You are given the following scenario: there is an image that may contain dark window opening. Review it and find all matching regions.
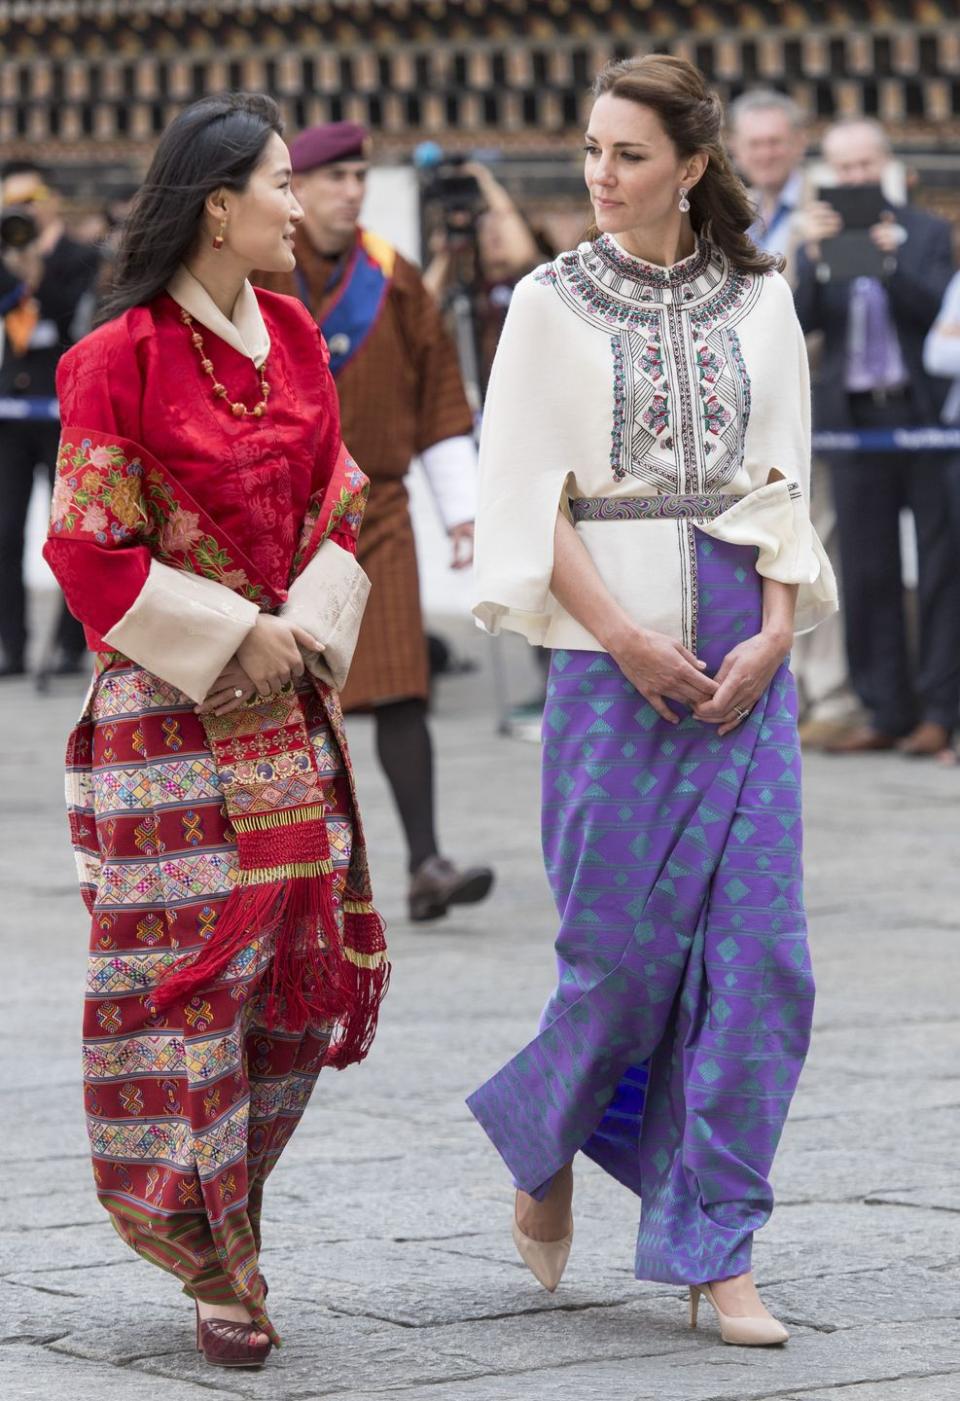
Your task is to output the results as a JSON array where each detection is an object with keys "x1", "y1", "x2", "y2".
[
  {"x1": 918, "y1": 35, "x2": 939, "y2": 75},
  {"x1": 905, "y1": 81, "x2": 925, "y2": 117},
  {"x1": 695, "y1": 44, "x2": 715, "y2": 81},
  {"x1": 783, "y1": 41, "x2": 803, "y2": 80},
  {"x1": 814, "y1": 80, "x2": 836, "y2": 119}
]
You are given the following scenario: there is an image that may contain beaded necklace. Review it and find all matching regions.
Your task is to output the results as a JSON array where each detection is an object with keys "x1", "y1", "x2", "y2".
[{"x1": 180, "y1": 308, "x2": 271, "y2": 419}]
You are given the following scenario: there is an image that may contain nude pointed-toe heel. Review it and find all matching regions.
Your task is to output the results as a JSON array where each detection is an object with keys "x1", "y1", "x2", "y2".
[
  {"x1": 511, "y1": 1214, "x2": 573, "y2": 1293},
  {"x1": 689, "y1": 1283, "x2": 789, "y2": 1347}
]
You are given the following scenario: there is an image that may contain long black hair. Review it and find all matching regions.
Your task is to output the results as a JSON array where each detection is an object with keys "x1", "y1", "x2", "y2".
[{"x1": 96, "y1": 92, "x2": 283, "y2": 325}]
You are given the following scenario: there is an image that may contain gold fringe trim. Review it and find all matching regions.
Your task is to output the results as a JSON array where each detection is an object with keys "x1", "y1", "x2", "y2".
[
  {"x1": 343, "y1": 899, "x2": 376, "y2": 915},
  {"x1": 233, "y1": 805, "x2": 324, "y2": 834},
  {"x1": 237, "y1": 860, "x2": 334, "y2": 885},
  {"x1": 344, "y1": 947, "x2": 389, "y2": 970}
]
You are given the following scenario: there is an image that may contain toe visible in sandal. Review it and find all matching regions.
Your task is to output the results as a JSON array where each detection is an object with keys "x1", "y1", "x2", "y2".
[{"x1": 194, "y1": 1302, "x2": 273, "y2": 1369}]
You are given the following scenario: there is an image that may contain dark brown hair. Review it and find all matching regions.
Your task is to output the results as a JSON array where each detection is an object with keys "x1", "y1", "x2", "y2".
[{"x1": 591, "y1": 55, "x2": 781, "y2": 275}]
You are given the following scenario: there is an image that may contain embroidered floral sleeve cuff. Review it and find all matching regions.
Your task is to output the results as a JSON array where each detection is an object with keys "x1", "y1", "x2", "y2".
[{"x1": 103, "y1": 559, "x2": 259, "y2": 702}]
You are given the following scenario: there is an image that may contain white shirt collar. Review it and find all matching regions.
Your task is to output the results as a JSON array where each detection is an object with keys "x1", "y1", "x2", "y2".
[{"x1": 166, "y1": 264, "x2": 271, "y2": 369}]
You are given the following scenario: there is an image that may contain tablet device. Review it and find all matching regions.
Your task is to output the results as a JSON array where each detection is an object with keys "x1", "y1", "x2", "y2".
[
  {"x1": 816, "y1": 184, "x2": 888, "y2": 279},
  {"x1": 817, "y1": 184, "x2": 886, "y2": 229}
]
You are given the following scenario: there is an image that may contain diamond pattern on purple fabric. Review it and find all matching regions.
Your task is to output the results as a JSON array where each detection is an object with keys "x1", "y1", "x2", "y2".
[{"x1": 467, "y1": 533, "x2": 814, "y2": 1288}]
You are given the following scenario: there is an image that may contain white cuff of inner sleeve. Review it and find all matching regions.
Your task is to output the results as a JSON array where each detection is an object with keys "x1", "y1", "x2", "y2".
[
  {"x1": 419, "y1": 434, "x2": 478, "y2": 531},
  {"x1": 103, "y1": 559, "x2": 259, "y2": 703}
]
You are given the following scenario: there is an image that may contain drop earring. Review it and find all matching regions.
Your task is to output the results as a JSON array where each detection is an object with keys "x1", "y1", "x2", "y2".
[
  {"x1": 678, "y1": 188, "x2": 691, "y2": 213},
  {"x1": 212, "y1": 216, "x2": 227, "y2": 251}
]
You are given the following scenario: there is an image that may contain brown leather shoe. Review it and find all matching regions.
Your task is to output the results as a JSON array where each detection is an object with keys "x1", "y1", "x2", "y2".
[
  {"x1": 195, "y1": 1302, "x2": 272, "y2": 1368},
  {"x1": 822, "y1": 725, "x2": 898, "y2": 754},
  {"x1": 408, "y1": 855, "x2": 495, "y2": 922},
  {"x1": 895, "y1": 722, "x2": 952, "y2": 757},
  {"x1": 797, "y1": 717, "x2": 862, "y2": 749}
]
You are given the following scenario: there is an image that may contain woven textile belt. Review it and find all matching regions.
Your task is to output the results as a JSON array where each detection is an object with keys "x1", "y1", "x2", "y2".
[{"x1": 569, "y1": 493, "x2": 741, "y2": 523}]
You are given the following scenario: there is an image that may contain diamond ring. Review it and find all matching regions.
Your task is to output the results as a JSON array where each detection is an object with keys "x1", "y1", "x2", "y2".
[
  {"x1": 734, "y1": 705, "x2": 749, "y2": 721},
  {"x1": 233, "y1": 688, "x2": 244, "y2": 699}
]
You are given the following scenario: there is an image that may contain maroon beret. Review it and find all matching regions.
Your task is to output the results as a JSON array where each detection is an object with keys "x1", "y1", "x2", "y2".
[{"x1": 290, "y1": 122, "x2": 370, "y2": 173}]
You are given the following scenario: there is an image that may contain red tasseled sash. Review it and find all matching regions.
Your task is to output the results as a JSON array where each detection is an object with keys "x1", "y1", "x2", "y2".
[{"x1": 53, "y1": 428, "x2": 388, "y2": 1067}]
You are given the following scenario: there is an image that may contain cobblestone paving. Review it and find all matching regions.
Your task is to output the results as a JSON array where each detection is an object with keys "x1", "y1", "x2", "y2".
[{"x1": 2, "y1": 632, "x2": 959, "y2": 1401}]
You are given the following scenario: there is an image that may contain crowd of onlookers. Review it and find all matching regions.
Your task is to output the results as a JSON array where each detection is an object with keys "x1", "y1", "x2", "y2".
[
  {"x1": 2, "y1": 90, "x2": 960, "y2": 760},
  {"x1": 728, "y1": 91, "x2": 960, "y2": 762}
]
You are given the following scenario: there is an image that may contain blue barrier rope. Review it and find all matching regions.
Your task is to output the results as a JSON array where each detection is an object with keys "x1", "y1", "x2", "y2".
[
  {"x1": 812, "y1": 427, "x2": 960, "y2": 452},
  {"x1": 2, "y1": 396, "x2": 960, "y2": 451},
  {"x1": 0, "y1": 396, "x2": 59, "y2": 421}
]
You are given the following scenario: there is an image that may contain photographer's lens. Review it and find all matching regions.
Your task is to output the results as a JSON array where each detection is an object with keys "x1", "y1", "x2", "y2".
[{"x1": 0, "y1": 208, "x2": 39, "y2": 250}]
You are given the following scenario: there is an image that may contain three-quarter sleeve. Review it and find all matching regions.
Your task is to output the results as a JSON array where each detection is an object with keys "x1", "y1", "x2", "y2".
[
  {"x1": 471, "y1": 274, "x2": 574, "y2": 642},
  {"x1": 44, "y1": 323, "x2": 258, "y2": 701},
  {"x1": 703, "y1": 273, "x2": 838, "y2": 633},
  {"x1": 740, "y1": 274, "x2": 813, "y2": 502},
  {"x1": 44, "y1": 336, "x2": 154, "y2": 639}
]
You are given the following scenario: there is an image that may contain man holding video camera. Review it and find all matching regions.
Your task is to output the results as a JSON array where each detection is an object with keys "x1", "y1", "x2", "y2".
[
  {"x1": 0, "y1": 161, "x2": 100, "y2": 677},
  {"x1": 794, "y1": 120, "x2": 960, "y2": 756}
]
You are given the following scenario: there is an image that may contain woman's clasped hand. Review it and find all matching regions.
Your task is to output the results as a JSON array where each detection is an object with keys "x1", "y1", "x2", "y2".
[
  {"x1": 613, "y1": 626, "x2": 792, "y2": 735},
  {"x1": 692, "y1": 630, "x2": 793, "y2": 736},
  {"x1": 196, "y1": 614, "x2": 323, "y2": 717},
  {"x1": 612, "y1": 627, "x2": 718, "y2": 724}
]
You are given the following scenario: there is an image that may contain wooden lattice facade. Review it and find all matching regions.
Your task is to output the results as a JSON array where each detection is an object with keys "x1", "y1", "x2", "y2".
[{"x1": 1, "y1": 1, "x2": 959, "y2": 181}]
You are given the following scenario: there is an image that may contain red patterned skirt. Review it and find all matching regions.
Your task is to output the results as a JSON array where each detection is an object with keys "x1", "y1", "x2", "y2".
[{"x1": 71, "y1": 662, "x2": 358, "y2": 1344}]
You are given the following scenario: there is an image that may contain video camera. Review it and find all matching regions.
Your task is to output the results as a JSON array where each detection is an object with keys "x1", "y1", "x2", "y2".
[
  {"x1": 414, "y1": 144, "x2": 484, "y2": 243},
  {"x1": 0, "y1": 206, "x2": 39, "y2": 251}
]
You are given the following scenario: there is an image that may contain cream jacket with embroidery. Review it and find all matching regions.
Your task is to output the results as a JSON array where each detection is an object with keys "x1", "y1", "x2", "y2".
[{"x1": 472, "y1": 235, "x2": 838, "y2": 651}]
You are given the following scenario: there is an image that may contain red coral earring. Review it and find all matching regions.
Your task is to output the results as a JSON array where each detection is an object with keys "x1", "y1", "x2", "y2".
[{"x1": 212, "y1": 217, "x2": 227, "y2": 251}]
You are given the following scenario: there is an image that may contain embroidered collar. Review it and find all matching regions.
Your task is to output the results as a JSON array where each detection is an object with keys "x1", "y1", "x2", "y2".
[
  {"x1": 576, "y1": 234, "x2": 730, "y2": 311},
  {"x1": 599, "y1": 234, "x2": 710, "y2": 287},
  {"x1": 166, "y1": 264, "x2": 271, "y2": 368}
]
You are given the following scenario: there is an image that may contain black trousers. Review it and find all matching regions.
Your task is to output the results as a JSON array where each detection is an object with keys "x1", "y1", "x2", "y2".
[
  {"x1": 0, "y1": 418, "x2": 85, "y2": 666},
  {"x1": 829, "y1": 394, "x2": 960, "y2": 735}
]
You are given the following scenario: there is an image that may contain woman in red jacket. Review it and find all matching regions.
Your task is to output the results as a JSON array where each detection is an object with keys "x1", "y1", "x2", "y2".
[{"x1": 45, "y1": 93, "x2": 388, "y2": 1369}]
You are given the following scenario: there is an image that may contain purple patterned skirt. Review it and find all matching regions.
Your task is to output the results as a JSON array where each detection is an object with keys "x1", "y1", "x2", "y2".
[{"x1": 467, "y1": 533, "x2": 815, "y2": 1286}]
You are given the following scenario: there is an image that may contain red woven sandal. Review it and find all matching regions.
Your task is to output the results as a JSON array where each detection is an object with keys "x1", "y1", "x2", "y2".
[{"x1": 194, "y1": 1302, "x2": 272, "y2": 1369}]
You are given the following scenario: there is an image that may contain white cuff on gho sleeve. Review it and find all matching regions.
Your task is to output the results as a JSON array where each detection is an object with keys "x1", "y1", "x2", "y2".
[
  {"x1": 103, "y1": 559, "x2": 259, "y2": 702},
  {"x1": 419, "y1": 434, "x2": 479, "y2": 531}
]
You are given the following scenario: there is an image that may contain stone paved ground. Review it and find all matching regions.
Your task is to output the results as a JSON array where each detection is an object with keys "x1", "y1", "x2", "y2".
[{"x1": 2, "y1": 624, "x2": 959, "y2": 1401}]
